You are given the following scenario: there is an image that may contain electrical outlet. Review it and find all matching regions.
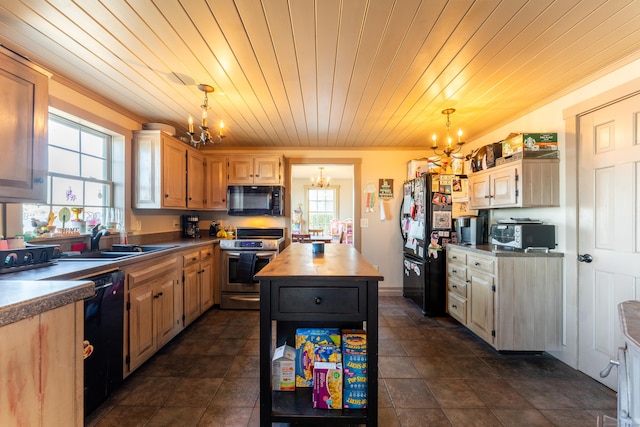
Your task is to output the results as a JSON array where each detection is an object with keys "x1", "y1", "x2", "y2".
[
  {"x1": 360, "y1": 218, "x2": 368, "y2": 228},
  {"x1": 373, "y1": 265, "x2": 379, "y2": 271},
  {"x1": 173, "y1": 220, "x2": 180, "y2": 228}
]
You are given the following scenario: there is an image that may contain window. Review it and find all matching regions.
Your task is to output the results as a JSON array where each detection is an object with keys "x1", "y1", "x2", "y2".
[
  {"x1": 22, "y1": 115, "x2": 114, "y2": 234},
  {"x1": 306, "y1": 187, "x2": 338, "y2": 234}
]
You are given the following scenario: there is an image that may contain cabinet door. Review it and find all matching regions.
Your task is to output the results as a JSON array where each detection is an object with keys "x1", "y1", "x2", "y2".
[
  {"x1": 253, "y1": 156, "x2": 281, "y2": 185},
  {"x1": 187, "y1": 150, "x2": 205, "y2": 209},
  {"x1": 128, "y1": 284, "x2": 156, "y2": 371},
  {"x1": 133, "y1": 132, "x2": 162, "y2": 208},
  {"x1": 468, "y1": 173, "x2": 491, "y2": 208},
  {"x1": 204, "y1": 156, "x2": 227, "y2": 209},
  {"x1": 200, "y1": 248, "x2": 215, "y2": 311},
  {"x1": 227, "y1": 156, "x2": 254, "y2": 184},
  {"x1": 156, "y1": 277, "x2": 179, "y2": 347},
  {"x1": 0, "y1": 52, "x2": 49, "y2": 202},
  {"x1": 162, "y1": 137, "x2": 187, "y2": 208},
  {"x1": 183, "y1": 263, "x2": 201, "y2": 326},
  {"x1": 468, "y1": 270, "x2": 494, "y2": 343},
  {"x1": 491, "y1": 165, "x2": 518, "y2": 207}
]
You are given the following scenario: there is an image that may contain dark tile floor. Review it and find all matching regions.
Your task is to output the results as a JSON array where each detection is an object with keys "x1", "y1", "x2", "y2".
[{"x1": 86, "y1": 296, "x2": 617, "y2": 426}]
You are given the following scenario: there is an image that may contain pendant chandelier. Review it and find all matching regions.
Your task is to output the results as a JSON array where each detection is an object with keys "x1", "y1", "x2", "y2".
[
  {"x1": 311, "y1": 167, "x2": 330, "y2": 188},
  {"x1": 187, "y1": 84, "x2": 225, "y2": 147},
  {"x1": 430, "y1": 108, "x2": 465, "y2": 157}
]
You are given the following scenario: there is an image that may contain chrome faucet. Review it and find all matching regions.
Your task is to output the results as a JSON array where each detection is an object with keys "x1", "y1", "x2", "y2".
[{"x1": 90, "y1": 224, "x2": 110, "y2": 251}]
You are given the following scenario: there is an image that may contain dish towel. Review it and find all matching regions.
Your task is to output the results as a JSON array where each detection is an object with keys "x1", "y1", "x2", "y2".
[{"x1": 236, "y1": 252, "x2": 257, "y2": 283}]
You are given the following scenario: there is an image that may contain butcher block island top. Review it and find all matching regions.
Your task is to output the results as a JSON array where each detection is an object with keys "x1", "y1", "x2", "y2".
[
  {"x1": 255, "y1": 243, "x2": 383, "y2": 281},
  {"x1": 256, "y1": 243, "x2": 383, "y2": 426}
]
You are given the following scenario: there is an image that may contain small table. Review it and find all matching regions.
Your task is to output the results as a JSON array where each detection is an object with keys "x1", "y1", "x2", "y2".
[{"x1": 308, "y1": 228, "x2": 323, "y2": 236}]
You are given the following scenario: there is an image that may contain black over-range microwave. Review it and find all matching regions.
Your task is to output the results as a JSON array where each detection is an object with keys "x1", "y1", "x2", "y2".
[{"x1": 227, "y1": 185, "x2": 285, "y2": 216}]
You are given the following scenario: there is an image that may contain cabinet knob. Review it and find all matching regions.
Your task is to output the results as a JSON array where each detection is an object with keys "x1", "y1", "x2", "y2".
[
  {"x1": 189, "y1": 197, "x2": 192, "y2": 200},
  {"x1": 452, "y1": 269, "x2": 457, "y2": 273},
  {"x1": 154, "y1": 292, "x2": 163, "y2": 299},
  {"x1": 452, "y1": 284, "x2": 457, "y2": 288},
  {"x1": 164, "y1": 194, "x2": 169, "y2": 198},
  {"x1": 34, "y1": 177, "x2": 45, "y2": 184},
  {"x1": 315, "y1": 297, "x2": 322, "y2": 305},
  {"x1": 475, "y1": 262, "x2": 481, "y2": 266},
  {"x1": 452, "y1": 256, "x2": 457, "y2": 260},
  {"x1": 452, "y1": 304, "x2": 457, "y2": 309}
]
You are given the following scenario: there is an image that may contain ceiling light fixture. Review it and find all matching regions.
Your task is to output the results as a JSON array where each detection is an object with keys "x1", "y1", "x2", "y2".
[
  {"x1": 187, "y1": 84, "x2": 225, "y2": 147},
  {"x1": 311, "y1": 167, "x2": 330, "y2": 188},
  {"x1": 430, "y1": 108, "x2": 465, "y2": 157}
]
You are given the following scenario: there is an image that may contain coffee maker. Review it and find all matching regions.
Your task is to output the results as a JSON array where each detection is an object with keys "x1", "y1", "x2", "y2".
[
  {"x1": 455, "y1": 211, "x2": 488, "y2": 245},
  {"x1": 181, "y1": 214, "x2": 200, "y2": 238}
]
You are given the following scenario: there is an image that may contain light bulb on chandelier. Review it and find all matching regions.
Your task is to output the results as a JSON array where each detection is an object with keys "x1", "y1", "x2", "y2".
[
  {"x1": 187, "y1": 84, "x2": 226, "y2": 147},
  {"x1": 430, "y1": 108, "x2": 465, "y2": 157},
  {"x1": 311, "y1": 167, "x2": 330, "y2": 188}
]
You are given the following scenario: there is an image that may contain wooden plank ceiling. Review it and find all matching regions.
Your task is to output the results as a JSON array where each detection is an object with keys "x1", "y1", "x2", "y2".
[{"x1": 1, "y1": 0, "x2": 639, "y2": 149}]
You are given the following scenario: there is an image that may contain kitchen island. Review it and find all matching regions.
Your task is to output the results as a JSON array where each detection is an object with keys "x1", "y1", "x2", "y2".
[
  {"x1": 255, "y1": 243, "x2": 383, "y2": 426},
  {"x1": 0, "y1": 279, "x2": 94, "y2": 426}
]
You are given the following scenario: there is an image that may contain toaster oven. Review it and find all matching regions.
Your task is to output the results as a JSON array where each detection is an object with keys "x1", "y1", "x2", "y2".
[{"x1": 490, "y1": 224, "x2": 556, "y2": 250}]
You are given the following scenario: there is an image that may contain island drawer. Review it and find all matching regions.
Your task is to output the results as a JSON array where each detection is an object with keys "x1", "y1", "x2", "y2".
[{"x1": 272, "y1": 283, "x2": 366, "y2": 318}]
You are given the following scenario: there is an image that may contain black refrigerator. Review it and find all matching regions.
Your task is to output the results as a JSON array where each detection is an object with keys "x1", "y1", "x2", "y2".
[{"x1": 400, "y1": 173, "x2": 456, "y2": 316}]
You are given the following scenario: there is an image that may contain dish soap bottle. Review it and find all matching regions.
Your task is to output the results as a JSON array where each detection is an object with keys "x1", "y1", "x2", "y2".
[{"x1": 120, "y1": 226, "x2": 128, "y2": 245}]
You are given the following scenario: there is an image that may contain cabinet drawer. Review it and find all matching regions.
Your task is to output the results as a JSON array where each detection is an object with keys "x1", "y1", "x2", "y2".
[
  {"x1": 447, "y1": 249, "x2": 467, "y2": 265},
  {"x1": 274, "y1": 285, "x2": 365, "y2": 316},
  {"x1": 199, "y1": 247, "x2": 213, "y2": 262},
  {"x1": 448, "y1": 277, "x2": 467, "y2": 298},
  {"x1": 467, "y1": 254, "x2": 495, "y2": 275},
  {"x1": 448, "y1": 292, "x2": 466, "y2": 323},
  {"x1": 182, "y1": 250, "x2": 200, "y2": 267},
  {"x1": 447, "y1": 263, "x2": 467, "y2": 282}
]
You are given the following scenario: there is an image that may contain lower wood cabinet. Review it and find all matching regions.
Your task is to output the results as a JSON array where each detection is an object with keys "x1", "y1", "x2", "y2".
[
  {"x1": 446, "y1": 245, "x2": 563, "y2": 351},
  {"x1": 126, "y1": 255, "x2": 182, "y2": 373},
  {"x1": 0, "y1": 300, "x2": 84, "y2": 426},
  {"x1": 183, "y1": 245, "x2": 215, "y2": 327}
]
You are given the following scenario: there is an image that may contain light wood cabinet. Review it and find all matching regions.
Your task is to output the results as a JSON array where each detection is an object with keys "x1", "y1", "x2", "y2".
[
  {"x1": 446, "y1": 245, "x2": 563, "y2": 351},
  {"x1": 204, "y1": 156, "x2": 227, "y2": 209},
  {"x1": 227, "y1": 154, "x2": 283, "y2": 185},
  {"x1": 0, "y1": 48, "x2": 50, "y2": 203},
  {"x1": 468, "y1": 159, "x2": 559, "y2": 209},
  {"x1": 126, "y1": 256, "x2": 181, "y2": 373},
  {"x1": 182, "y1": 245, "x2": 215, "y2": 327},
  {"x1": 0, "y1": 300, "x2": 84, "y2": 426},
  {"x1": 133, "y1": 130, "x2": 206, "y2": 209}
]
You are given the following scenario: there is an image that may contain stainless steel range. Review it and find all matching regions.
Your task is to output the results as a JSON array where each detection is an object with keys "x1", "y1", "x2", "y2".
[{"x1": 219, "y1": 227, "x2": 285, "y2": 309}]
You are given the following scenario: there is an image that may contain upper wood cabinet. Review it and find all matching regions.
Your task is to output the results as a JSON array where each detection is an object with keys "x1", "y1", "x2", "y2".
[
  {"x1": 133, "y1": 130, "x2": 206, "y2": 209},
  {"x1": 227, "y1": 154, "x2": 283, "y2": 185},
  {"x1": 468, "y1": 158, "x2": 559, "y2": 209},
  {"x1": 0, "y1": 49, "x2": 50, "y2": 203},
  {"x1": 204, "y1": 156, "x2": 227, "y2": 210}
]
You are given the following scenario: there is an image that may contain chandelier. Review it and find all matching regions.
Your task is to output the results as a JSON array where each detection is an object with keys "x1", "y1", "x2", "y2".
[
  {"x1": 430, "y1": 108, "x2": 465, "y2": 157},
  {"x1": 187, "y1": 84, "x2": 225, "y2": 147},
  {"x1": 311, "y1": 167, "x2": 330, "y2": 188}
]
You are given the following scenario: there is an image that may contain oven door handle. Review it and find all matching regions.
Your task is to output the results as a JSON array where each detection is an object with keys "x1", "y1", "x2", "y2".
[
  {"x1": 229, "y1": 296, "x2": 261, "y2": 302},
  {"x1": 226, "y1": 251, "x2": 274, "y2": 258}
]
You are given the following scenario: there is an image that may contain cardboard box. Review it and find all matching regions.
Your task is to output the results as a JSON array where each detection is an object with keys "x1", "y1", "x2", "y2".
[
  {"x1": 314, "y1": 344, "x2": 342, "y2": 363},
  {"x1": 312, "y1": 362, "x2": 343, "y2": 409},
  {"x1": 295, "y1": 328, "x2": 341, "y2": 387},
  {"x1": 343, "y1": 389, "x2": 367, "y2": 409},
  {"x1": 502, "y1": 133, "x2": 558, "y2": 157},
  {"x1": 272, "y1": 344, "x2": 296, "y2": 391},
  {"x1": 343, "y1": 353, "x2": 367, "y2": 390}
]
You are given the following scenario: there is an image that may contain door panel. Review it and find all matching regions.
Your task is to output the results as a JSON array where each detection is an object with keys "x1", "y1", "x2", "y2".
[{"x1": 578, "y1": 94, "x2": 640, "y2": 389}]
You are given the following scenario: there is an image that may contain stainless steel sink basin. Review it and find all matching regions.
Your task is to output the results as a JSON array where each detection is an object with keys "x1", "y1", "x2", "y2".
[
  {"x1": 57, "y1": 251, "x2": 144, "y2": 261},
  {"x1": 137, "y1": 245, "x2": 178, "y2": 252}
]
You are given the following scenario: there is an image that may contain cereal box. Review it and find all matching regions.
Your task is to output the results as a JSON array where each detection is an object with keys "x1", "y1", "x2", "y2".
[
  {"x1": 314, "y1": 344, "x2": 342, "y2": 363},
  {"x1": 312, "y1": 362, "x2": 343, "y2": 409},
  {"x1": 272, "y1": 343, "x2": 295, "y2": 391},
  {"x1": 295, "y1": 328, "x2": 341, "y2": 387},
  {"x1": 343, "y1": 389, "x2": 367, "y2": 409}
]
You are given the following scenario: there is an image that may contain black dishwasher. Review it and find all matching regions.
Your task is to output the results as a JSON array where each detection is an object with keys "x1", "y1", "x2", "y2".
[{"x1": 83, "y1": 270, "x2": 125, "y2": 417}]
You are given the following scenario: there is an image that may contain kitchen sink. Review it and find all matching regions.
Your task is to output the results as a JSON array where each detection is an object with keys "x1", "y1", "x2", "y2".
[
  {"x1": 57, "y1": 245, "x2": 178, "y2": 261},
  {"x1": 57, "y1": 251, "x2": 144, "y2": 261}
]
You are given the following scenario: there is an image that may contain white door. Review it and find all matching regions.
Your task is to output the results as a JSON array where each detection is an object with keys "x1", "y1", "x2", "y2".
[{"x1": 577, "y1": 93, "x2": 640, "y2": 389}]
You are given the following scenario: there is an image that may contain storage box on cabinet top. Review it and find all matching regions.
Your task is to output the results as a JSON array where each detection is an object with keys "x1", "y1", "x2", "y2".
[{"x1": 502, "y1": 133, "x2": 558, "y2": 157}]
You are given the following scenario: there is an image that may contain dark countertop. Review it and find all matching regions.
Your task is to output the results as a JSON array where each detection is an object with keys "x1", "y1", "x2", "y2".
[
  {"x1": 255, "y1": 243, "x2": 383, "y2": 281},
  {"x1": 0, "y1": 237, "x2": 220, "y2": 327},
  {"x1": 448, "y1": 243, "x2": 564, "y2": 258}
]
